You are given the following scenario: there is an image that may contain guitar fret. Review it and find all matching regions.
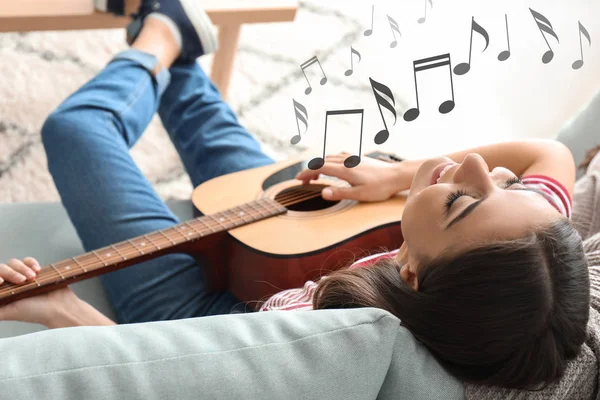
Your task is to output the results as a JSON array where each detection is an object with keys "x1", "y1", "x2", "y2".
[
  {"x1": 246, "y1": 201, "x2": 269, "y2": 219},
  {"x1": 173, "y1": 224, "x2": 192, "y2": 241},
  {"x1": 72, "y1": 257, "x2": 88, "y2": 273},
  {"x1": 239, "y1": 203, "x2": 259, "y2": 222},
  {"x1": 127, "y1": 239, "x2": 145, "y2": 255},
  {"x1": 185, "y1": 221, "x2": 204, "y2": 237},
  {"x1": 260, "y1": 198, "x2": 283, "y2": 214},
  {"x1": 222, "y1": 209, "x2": 242, "y2": 227},
  {"x1": 50, "y1": 263, "x2": 66, "y2": 280},
  {"x1": 91, "y1": 250, "x2": 108, "y2": 267},
  {"x1": 158, "y1": 229, "x2": 178, "y2": 246},
  {"x1": 233, "y1": 205, "x2": 252, "y2": 224},
  {"x1": 198, "y1": 218, "x2": 216, "y2": 233},
  {"x1": 110, "y1": 244, "x2": 127, "y2": 261},
  {"x1": 208, "y1": 214, "x2": 228, "y2": 230},
  {"x1": 143, "y1": 234, "x2": 161, "y2": 250},
  {"x1": 256, "y1": 199, "x2": 277, "y2": 216}
]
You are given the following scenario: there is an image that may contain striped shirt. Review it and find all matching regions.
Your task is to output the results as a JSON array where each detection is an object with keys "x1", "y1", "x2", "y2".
[{"x1": 259, "y1": 174, "x2": 572, "y2": 312}]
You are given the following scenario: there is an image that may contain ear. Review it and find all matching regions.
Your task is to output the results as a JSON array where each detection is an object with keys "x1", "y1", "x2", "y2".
[{"x1": 399, "y1": 263, "x2": 419, "y2": 291}]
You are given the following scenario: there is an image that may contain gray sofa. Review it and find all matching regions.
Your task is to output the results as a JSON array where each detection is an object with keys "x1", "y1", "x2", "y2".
[{"x1": 0, "y1": 90, "x2": 599, "y2": 399}]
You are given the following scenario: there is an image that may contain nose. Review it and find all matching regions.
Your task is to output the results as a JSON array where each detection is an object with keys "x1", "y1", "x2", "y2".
[{"x1": 452, "y1": 153, "x2": 495, "y2": 192}]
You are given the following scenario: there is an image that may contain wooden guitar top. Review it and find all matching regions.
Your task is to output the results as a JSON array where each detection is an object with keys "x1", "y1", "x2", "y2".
[{"x1": 192, "y1": 155, "x2": 406, "y2": 256}]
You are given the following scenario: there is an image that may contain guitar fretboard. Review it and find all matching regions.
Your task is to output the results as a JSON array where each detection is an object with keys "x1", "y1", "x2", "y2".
[{"x1": 0, "y1": 198, "x2": 286, "y2": 300}]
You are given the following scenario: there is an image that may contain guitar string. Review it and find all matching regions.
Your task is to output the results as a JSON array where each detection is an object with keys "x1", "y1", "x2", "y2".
[{"x1": 0, "y1": 189, "x2": 329, "y2": 297}]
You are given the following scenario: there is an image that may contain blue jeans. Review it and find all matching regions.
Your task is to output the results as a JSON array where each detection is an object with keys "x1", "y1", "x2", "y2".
[{"x1": 41, "y1": 49, "x2": 274, "y2": 324}]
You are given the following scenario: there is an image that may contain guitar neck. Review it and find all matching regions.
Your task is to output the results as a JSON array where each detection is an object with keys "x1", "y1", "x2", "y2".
[{"x1": 0, "y1": 198, "x2": 287, "y2": 306}]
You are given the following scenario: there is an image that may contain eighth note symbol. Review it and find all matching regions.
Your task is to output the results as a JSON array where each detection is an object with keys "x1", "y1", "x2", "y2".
[
  {"x1": 529, "y1": 8, "x2": 559, "y2": 64},
  {"x1": 572, "y1": 21, "x2": 591, "y2": 70},
  {"x1": 290, "y1": 99, "x2": 308, "y2": 145},
  {"x1": 454, "y1": 17, "x2": 489, "y2": 75},
  {"x1": 300, "y1": 55, "x2": 328, "y2": 95},
  {"x1": 364, "y1": 4, "x2": 374, "y2": 36},
  {"x1": 418, "y1": 0, "x2": 433, "y2": 24},
  {"x1": 345, "y1": 46, "x2": 362, "y2": 76},
  {"x1": 369, "y1": 77, "x2": 396, "y2": 145},
  {"x1": 498, "y1": 14, "x2": 511, "y2": 61}
]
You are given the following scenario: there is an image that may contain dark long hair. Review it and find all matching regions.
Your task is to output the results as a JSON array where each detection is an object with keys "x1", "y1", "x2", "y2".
[{"x1": 313, "y1": 218, "x2": 590, "y2": 389}]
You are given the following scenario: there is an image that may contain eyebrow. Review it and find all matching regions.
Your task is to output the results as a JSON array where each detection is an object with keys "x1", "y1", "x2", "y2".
[
  {"x1": 443, "y1": 187, "x2": 547, "y2": 230},
  {"x1": 444, "y1": 197, "x2": 487, "y2": 230}
]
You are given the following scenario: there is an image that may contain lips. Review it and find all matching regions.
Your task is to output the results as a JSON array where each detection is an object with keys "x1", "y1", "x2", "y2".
[{"x1": 430, "y1": 162, "x2": 456, "y2": 185}]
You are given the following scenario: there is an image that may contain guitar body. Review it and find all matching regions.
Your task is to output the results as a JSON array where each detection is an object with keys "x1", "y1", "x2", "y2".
[{"x1": 192, "y1": 155, "x2": 406, "y2": 307}]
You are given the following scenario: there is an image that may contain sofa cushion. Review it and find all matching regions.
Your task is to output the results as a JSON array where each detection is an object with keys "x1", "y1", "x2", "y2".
[
  {"x1": 555, "y1": 89, "x2": 600, "y2": 179},
  {"x1": 0, "y1": 307, "x2": 465, "y2": 400}
]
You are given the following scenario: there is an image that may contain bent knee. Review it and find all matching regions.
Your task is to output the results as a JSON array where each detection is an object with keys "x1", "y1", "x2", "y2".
[{"x1": 41, "y1": 107, "x2": 114, "y2": 144}]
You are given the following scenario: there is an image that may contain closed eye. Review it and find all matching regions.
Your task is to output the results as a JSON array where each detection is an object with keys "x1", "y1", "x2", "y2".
[{"x1": 443, "y1": 176, "x2": 546, "y2": 230}]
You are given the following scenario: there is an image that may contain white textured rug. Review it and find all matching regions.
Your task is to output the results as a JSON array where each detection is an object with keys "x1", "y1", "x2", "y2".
[{"x1": 0, "y1": 1, "x2": 382, "y2": 203}]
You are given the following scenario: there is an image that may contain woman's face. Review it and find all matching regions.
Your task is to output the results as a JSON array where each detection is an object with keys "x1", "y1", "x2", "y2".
[{"x1": 397, "y1": 153, "x2": 560, "y2": 289}]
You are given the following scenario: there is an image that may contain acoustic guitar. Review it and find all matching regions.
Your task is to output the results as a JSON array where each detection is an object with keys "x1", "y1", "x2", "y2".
[{"x1": 0, "y1": 152, "x2": 406, "y2": 309}]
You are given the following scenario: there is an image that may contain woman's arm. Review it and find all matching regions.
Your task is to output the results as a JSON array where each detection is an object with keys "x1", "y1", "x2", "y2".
[
  {"x1": 399, "y1": 139, "x2": 575, "y2": 198},
  {"x1": 296, "y1": 139, "x2": 576, "y2": 201},
  {"x1": 46, "y1": 298, "x2": 117, "y2": 328},
  {"x1": 0, "y1": 257, "x2": 116, "y2": 328}
]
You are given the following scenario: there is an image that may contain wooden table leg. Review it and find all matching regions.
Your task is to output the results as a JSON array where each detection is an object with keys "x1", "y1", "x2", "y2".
[{"x1": 210, "y1": 24, "x2": 241, "y2": 100}]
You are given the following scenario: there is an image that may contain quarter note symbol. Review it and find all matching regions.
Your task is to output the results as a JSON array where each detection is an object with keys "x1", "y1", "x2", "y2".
[
  {"x1": 529, "y1": 8, "x2": 559, "y2": 64},
  {"x1": 454, "y1": 17, "x2": 490, "y2": 75},
  {"x1": 369, "y1": 77, "x2": 397, "y2": 145},
  {"x1": 364, "y1": 4, "x2": 374, "y2": 36},
  {"x1": 418, "y1": 0, "x2": 433, "y2": 24},
  {"x1": 572, "y1": 21, "x2": 591, "y2": 70},
  {"x1": 345, "y1": 46, "x2": 362, "y2": 77},
  {"x1": 308, "y1": 109, "x2": 364, "y2": 170},
  {"x1": 498, "y1": 14, "x2": 511, "y2": 61},
  {"x1": 387, "y1": 15, "x2": 402, "y2": 48},
  {"x1": 300, "y1": 56, "x2": 328, "y2": 95},
  {"x1": 290, "y1": 99, "x2": 308, "y2": 145},
  {"x1": 404, "y1": 53, "x2": 456, "y2": 122}
]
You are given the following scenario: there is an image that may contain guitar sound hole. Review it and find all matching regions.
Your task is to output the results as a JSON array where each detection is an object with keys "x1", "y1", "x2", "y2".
[{"x1": 275, "y1": 184, "x2": 340, "y2": 211}]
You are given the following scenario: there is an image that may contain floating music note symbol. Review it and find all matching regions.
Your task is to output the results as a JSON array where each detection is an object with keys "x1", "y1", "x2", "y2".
[
  {"x1": 387, "y1": 15, "x2": 402, "y2": 48},
  {"x1": 364, "y1": 4, "x2": 374, "y2": 36},
  {"x1": 290, "y1": 99, "x2": 308, "y2": 145},
  {"x1": 308, "y1": 109, "x2": 364, "y2": 170},
  {"x1": 572, "y1": 21, "x2": 591, "y2": 70},
  {"x1": 345, "y1": 46, "x2": 362, "y2": 77},
  {"x1": 369, "y1": 77, "x2": 397, "y2": 145},
  {"x1": 418, "y1": 0, "x2": 433, "y2": 24},
  {"x1": 300, "y1": 56, "x2": 328, "y2": 95},
  {"x1": 529, "y1": 8, "x2": 559, "y2": 64},
  {"x1": 498, "y1": 14, "x2": 511, "y2": 61},
  {"x1": 454, "y1": 17, "x2": 489, "y2": 75},
  {"x1": 404, "y1": 53, "x2": 456, "y2": 122}
]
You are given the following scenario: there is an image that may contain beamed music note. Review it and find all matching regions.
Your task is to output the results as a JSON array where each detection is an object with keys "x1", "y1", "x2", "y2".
[
  {"x1": 300, "y1": 55, "x2": 328, "y2": 95},
  {"x1": 308, "y1": 109, "x2": 364, "y2": 170},
  {"x1": 404, "y1": 53, "x2": 456, "y2": 122}
]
